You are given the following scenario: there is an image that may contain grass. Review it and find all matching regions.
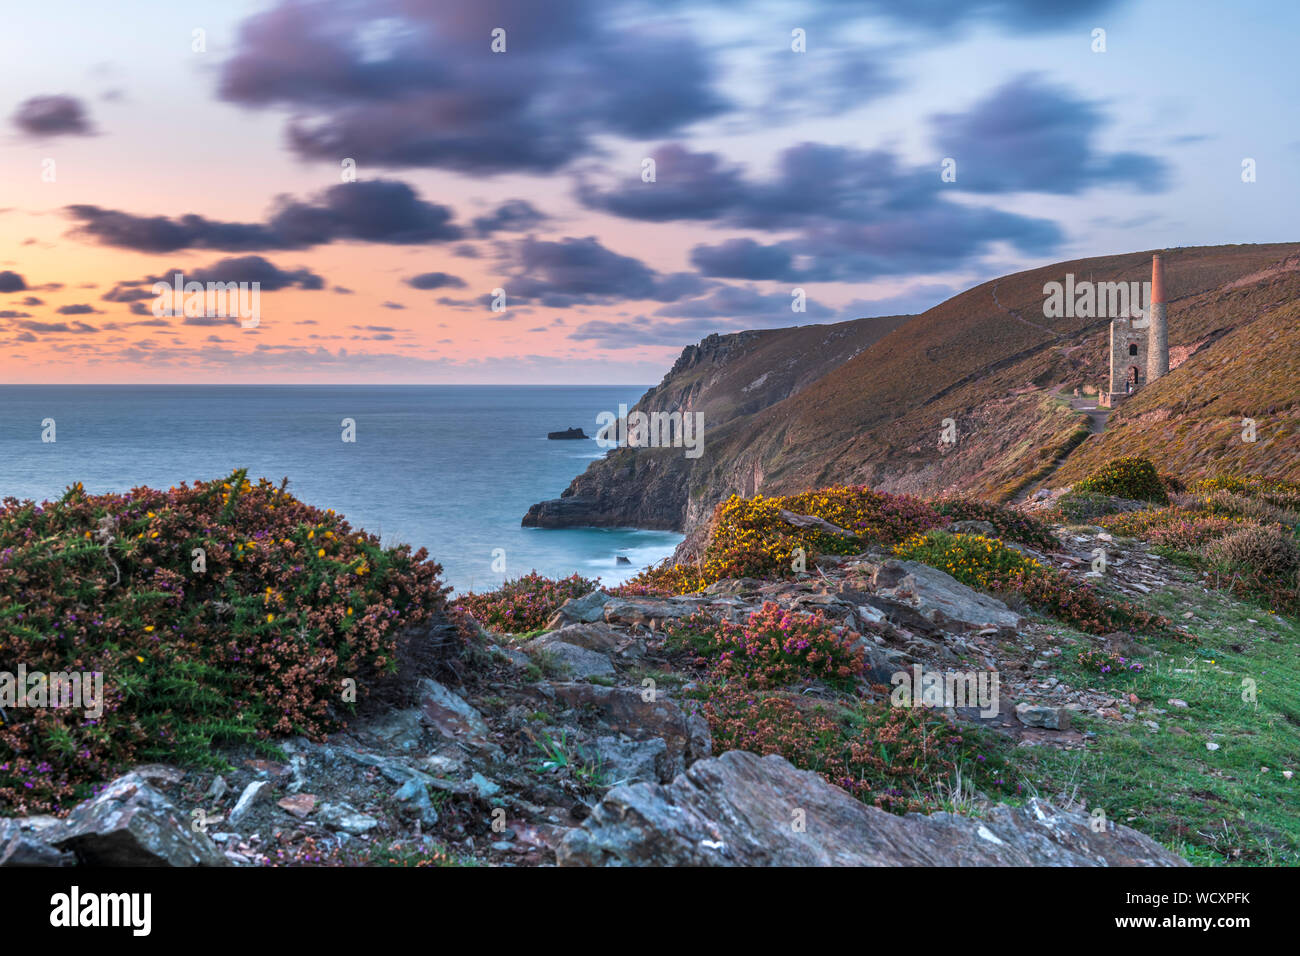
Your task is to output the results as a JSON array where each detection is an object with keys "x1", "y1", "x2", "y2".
[{"x1": 1009, "y1": 579, "x2": 1300, "y2": 865}]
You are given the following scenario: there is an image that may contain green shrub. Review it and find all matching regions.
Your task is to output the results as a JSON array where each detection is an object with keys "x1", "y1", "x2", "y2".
[
  {"x1": 0, "y1": 471, "x2": 457, "y2": 814},
  {"x1": 1074, "y1": 456, "x2": 1169, "y2": 504},
  {"x1": 1202, "y1": 524, "x2": 1300, "y2": 586}
]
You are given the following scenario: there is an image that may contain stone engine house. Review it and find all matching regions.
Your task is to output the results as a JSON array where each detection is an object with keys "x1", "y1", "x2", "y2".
[{"x1": 1103, "y1": 254, "x2": 1169, "y2": 407}]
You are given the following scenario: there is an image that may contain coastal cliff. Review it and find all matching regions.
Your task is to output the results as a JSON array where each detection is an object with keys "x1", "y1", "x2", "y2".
[{"x1": 524, "y1": 243, "x2": 1300, "y2": 551}]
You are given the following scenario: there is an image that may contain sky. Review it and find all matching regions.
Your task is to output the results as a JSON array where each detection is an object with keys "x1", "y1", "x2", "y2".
[{"x1": 0, "y1": 0, "x2": 1296, "y2": 384}]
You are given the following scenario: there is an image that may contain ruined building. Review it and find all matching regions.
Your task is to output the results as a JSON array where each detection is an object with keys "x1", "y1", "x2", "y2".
[{"x1": 1103, "y1": 254, "x2": 1168, "y2": 407}]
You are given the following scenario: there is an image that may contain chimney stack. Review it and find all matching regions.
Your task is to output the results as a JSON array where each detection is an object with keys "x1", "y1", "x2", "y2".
[{"x1": 1146, "y1": 254, "x2": 1168, "y2": 382}]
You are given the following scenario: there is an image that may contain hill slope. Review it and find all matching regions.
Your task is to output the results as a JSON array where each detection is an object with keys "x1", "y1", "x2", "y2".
[{"x1": 524, "y1": 243, "x2": 1300, "y2": 547}]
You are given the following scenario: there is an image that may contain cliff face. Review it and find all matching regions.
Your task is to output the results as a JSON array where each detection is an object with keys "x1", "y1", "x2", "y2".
[
  {"x1": 522, "y1": 315, "x2": 911, "y2": 529},
  {"x1": 523, "y1": 243, "x2": 1300, "y2": 546}
]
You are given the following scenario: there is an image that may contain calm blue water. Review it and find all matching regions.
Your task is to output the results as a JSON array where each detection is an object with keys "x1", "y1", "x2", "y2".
[{"x1": 0, "y1": 386, "x2": 681, "y2": 594}]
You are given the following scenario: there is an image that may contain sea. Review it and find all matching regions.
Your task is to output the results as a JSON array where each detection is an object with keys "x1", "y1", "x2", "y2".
[{"x1": 0, "y1": 385, "x2": 682, "y2": 595}]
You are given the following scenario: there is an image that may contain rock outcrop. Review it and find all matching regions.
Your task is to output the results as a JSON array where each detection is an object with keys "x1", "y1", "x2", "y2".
[{"x1": 558, "y1": 751, "x2": 1186, "y2": 867}]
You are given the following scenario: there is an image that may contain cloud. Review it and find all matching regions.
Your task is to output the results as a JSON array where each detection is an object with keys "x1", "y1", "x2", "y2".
[
  {"x1": 472, "y1": 200, "x2": 548, "y2": 236},
  {"x1": 16, "y1": 319, "x2": 98, "y2": 334},
  {"x1": 0, "y1": 271, "x2": 27, "y2": 293},
  {"x1": 0, "y1": 310, "x2": 33, "y2": 318},
  {"x1": 176, "y1": 256, "x2": 325, "y2": 291},
  {"x1": 575, "y1": 144, "x2": 747, "y2": 221},
  {"x1": 499, "y1": 236, "x2": 713, "y2": 306},
  {"x1": 930, "y1": 73, "x2": 1169, "y2": 194},
  {"x1": 11, "y1": 95, "x2": 94, "y2": 136},
  {"x1": 217, "y1": 0, "x2": 727, "y2": 175},
  {"x1": 405, "y1": 271, "x2": 466, "y2": 290},
  {"x1": 67, "y1": 179, "x2": 462, "y2": 253},
  {"x1": 55, "y1": 304, "x2": 100, "y2": 315}
]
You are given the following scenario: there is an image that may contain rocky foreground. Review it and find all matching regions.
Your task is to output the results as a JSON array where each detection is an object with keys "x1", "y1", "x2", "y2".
[{"x1": 1, "y1": 519, "x2": 1199, "y2": 867}]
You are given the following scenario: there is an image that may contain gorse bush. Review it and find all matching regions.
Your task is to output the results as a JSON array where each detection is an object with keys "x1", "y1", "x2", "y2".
[
  {"x1": 891, "y1": 530, "x2": 1176, "y2": 637},
  {"x1": 1073, "y1": 456, "x2": 1169, "y2": 504},
  {"x1": 0, "y1": 471, "x2": 455, "y2": 814},
  {"x1": 630, "y1": 486, "x2": 944, "y2": 594},
  {"x1": 455, "y1": 571, "x2": 601, "y2": 633}
]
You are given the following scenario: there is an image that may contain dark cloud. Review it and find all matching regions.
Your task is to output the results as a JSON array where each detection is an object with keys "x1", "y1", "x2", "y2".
[
  {"x1": 217, "y1": 0, "x2": 727, "y2": 174},
  {"x1": 0, "y1": 271, "x2": 27, "y2": 293},
  {"x1": 405, "y1": 271, "x2": 466, "y2": 290},
  {"x1": 11, "y1": 95, "x2": 94, "y2": 136},
  {"x1": 177, "y1": 256, "x2": 325, "y2": 291},
  {"x1": 689, "y1": 239, "x2": 794, "y2": 280},
  {"x1": 472, "y1": 200, "x2": 548, "y2": 237},
  {"x1": 21, "y1": 296, "x2": 43, "y2": 306},
  {"x1": 575, "y1": 144, "x2": 747, "y2": 221},
  {"x1": 382, "y1": 301, "x2": 406, "y2": 310},
  {"x1": 67, "y1": 180, "x2": 462, "y2": 253},
  {"x1": 16, "y1": 319, "x2": 98, "y2": 334},
  {"x1": 101, "y1": 285, "x2": 156, "y2": 303},
  {"x1": 0, "y1": 310, "x2": 32, "y2": 318},
  {"x1": 499, "y1": 236, "x2": 713, "y2": 307},
  {"x1": 56, "y1": 304, "x2": 100, "y2": 315},
  {"x1": 930, "y1": 73, "x2": 1169, "y2": 194}
]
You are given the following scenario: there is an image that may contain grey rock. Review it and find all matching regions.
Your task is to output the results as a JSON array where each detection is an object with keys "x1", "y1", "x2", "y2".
[
  {"x1": 537, "y1": 683, "x2": 711, "y2": 781},
  {"x1": 417, "y1": 677, "x2": 491, "y2": 744},
  {"x1": 1016, "y1": 703, "x2": 1071, "y2": 730},
  {"x1": 546, "y1": 590, "x2": 613, "y2": 628},
  {"x1": 595, "y1": 735, "x2": 667, "y2": 785},
  {"x1": 530, "y1": 622, "x2": 628, "y2": 655},
  {"x1": 317, "y1": 802, "x2": 379, "y2": 835},
  {"x1": 601, "y1": 599, "x2": 697, "y2": 628},
  {"x1": 558, "y1": 751, "x2": 1185, "y2": 867},
  {"x1": 533, "y1": 641, "x2": 615, "y2": 679},
  {"x1": 228, "y1": 780, "x2": 273, "y2": 825},
  {"x1": 873, "y1": 560, "x2": 1022, "y2": 632},
  {"x1": 51, "y1": 772, "x2": 228, "y2": 866}
]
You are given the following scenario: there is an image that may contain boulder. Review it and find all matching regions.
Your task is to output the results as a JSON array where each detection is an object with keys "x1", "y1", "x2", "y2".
[
  {"x1": 51, "y1": 772, "x2": 228, "y2": 866},
  {"x1": 558, "y1": 751, "x2": 1186, "y2": 867},
  {"x1": 872, "y1": 560, "x2": 1022, "y2": 633},
  {"x1": 1016, "y1": 703, "x2": 1071, "y2": 730},
  {"x1": 0, "y1": 819, "x2": 74, "y2": 866},
  {"x1": 530, "y1": 641, "x2": 616, "y2": 679},
  {"x1": 602, "y1": 598, "x2": 698, "y2": 628},
  {"x1": 528, "y1": 622, "x2": 628, "y2": 655},
  {"x1": 595, "y1": 736, "x2": 667, "y2": 785},
  {"x1": 539, "y1": 683, "x2": 710, "y2": 781},
  {"x1": 546, "y1": 590, "x2": 613, "y2": 628},
  {"x1": 417, "y1": 677, "x2": 491, "y2": 744}
]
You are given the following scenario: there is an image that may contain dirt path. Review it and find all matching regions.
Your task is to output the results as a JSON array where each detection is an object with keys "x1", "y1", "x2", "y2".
[{"x1": 1014, "y1": 387, "x2": 1111, "y2": 503}]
